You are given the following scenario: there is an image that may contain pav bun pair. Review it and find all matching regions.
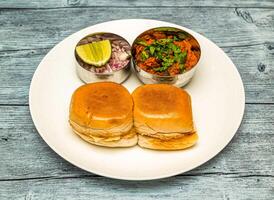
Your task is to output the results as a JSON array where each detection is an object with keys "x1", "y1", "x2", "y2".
[{"x1": 69, "y1": 82, "x2": 197, "y2": 150}]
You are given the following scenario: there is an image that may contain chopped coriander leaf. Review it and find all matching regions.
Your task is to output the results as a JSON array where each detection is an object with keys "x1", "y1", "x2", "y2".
[
  {"x1": 149, "y1": 46, "x2": 155, "y2": 55},
  {"x1": 162, "y1": 57, "x2": 174, "y2": 68},
  {"x1": 173, "y1": 35, "x2": 179, "y2": 41},
  {"x1": 141, "y1": 51, "x2": 149, "y2": 60},
  {"x1": 181, "y1": 50, "x2": 187, "y2": 57},
  {"x1": 171, "y1": 44, "x2": 181, "y2": 54},
  {"x1": 155, "y1": 52, "x2": 163, "y2": 59},
  {"x1": 167, "y1": 43, "x2": 174, "y2": 49},
  {"x1": 156, "y1": 38, "x2": 173, "y2": 45},
  {"x1": 163, "y1": 57, "x2": 174, "y2": 63},
  {"x1": 155, "y1": 46, "x2": 161, "y2": 51},
  {"x1": 174, "y1": 51, "x2": 187, "y2": 64},
  {"x1": 179, "y1": 64, "x2": 185, "y2": 70},
  {"x1": 181, "y1": 51, "x2": 187, "y2": 62},
  {"x1": 136, "y1": 40, "x2": 148, "y2": 46},
  {"x1": 174, "y1": 54, "x2": 180, "y2": 63},
  {"x1": 180, "y1": 51, "x2": 188, "y2": 63},
  {"x1": 144, "y1": 46, "x2": 149, "y2": 51},
  {"x1": 179, "y1": 64, "x2": 185, "y2": 73},
  {"x1": 154, "y1": 65, "x2": 169, "y2": 72}
]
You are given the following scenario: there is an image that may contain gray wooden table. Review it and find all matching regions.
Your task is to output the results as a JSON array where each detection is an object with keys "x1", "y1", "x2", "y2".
[{"x1": 0, "y1": 0, "x2": 273, "y2": 199}]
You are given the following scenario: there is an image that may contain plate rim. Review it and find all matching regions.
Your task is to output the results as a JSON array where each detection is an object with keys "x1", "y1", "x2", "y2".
[{"x1": 29, "y1": 19, "x2": 245, "y2": 181}]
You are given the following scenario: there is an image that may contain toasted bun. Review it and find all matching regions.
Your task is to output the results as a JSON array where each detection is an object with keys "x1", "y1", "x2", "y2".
[
  {"x1": 138, "y1": 132, "x2": 198, "y2": 150},
  {"x1": 69, "y1": 82, "x2": 136, "y2": 147},
  {"x1": 132, "y1": 84, "x2": 194, "y2": 134},
  {"x1": 69, "y1": 82, "x2": 133, "y2": 130},
  {"x1": 69, "y1": 118, "x2": 132, "y2": 138},
  {"x1": 73, "y1": 128, "x2": 137, "y2": 147}
]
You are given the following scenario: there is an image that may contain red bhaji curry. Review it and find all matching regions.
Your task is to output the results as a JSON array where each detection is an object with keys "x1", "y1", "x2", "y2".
[{"x1": 132, "y1": 29, "x2": 200, "y2": 76}]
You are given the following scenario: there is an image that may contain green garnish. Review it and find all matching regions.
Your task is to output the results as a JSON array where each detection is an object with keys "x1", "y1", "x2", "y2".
[
  {"x1": 141, "y1": 51, "x2": 149, "y2": 60},
  {"x1": 155, "y1": 52, "x2": 163, "y2": 59},
  {"x1": 162, "y1": 57, "x2": 174, "y2": 67},
  {"x1": 154, "y1": 57, "x2": 174, "y2": 72},
  {"x1": 136, "y1": 34, "x2": 189, "y2": 73},
  {"x1": 156, "y1": 38, "x2": 173, "y2": 45},
  {"x1": 173, "y1": 36, "x2": 179, "y2": 41},
  {"x1": 149, "y1": 46, "x2": 155, "y2": 55},
  {"x1": 136, "y1": 40, "x2": 148, "y2": 46},
  {"x1": 179, "y1": 64, "x2": 185, "y2": 73},
  {"x1": 168, "y1": 43, "x2": 181, "y2": 54},
  {"x1": 154, "y1": 66, "x2": 169, "y2": 72},
  {"x1": 181, "y1": 50, "x2": 187, "y2": 58},
  {"x1": 174, "y1": 51, "x2": 187, "y2": 64}
]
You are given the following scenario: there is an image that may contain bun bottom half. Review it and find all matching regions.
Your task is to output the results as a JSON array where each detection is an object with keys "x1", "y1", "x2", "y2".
[
  {"x1": 72, "y1": 128, "x2": 137, "y2": 148},
  {"x1": 138, "y1": 133, "x2": 198, "y2": 150}
]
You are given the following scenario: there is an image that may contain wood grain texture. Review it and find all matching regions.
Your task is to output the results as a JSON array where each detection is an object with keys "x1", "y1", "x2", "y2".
[
  {"x1": 0, "y1": 0, "x2": 274, "y2": 8},
  {"x1": 0, "y1": 7, "x2": 273, "y2": 52},
  {"x1": 0, "y1": 105, "x2": 273, "y2": 180},
  {"x1": 0, "y1": 43, "x2": 273, "y2": 105},
  {"x1": 0, "y1": 1, "x2": 274, "y2": 199},
  {"x1": 0, "y1": 176, "x2": 273, "y2": 200},
  {"x1": 0, "y1": 7, "x2": 273, "y2": 104}
]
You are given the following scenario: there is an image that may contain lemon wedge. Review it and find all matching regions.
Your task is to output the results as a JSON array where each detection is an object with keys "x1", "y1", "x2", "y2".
[{"x1": 76, "y1": 40, "x2": 112, "y2": 67}]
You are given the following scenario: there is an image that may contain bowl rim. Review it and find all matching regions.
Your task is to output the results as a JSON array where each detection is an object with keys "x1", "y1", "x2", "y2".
[
  {"x1": 74, "y1": 32, "x2": 132, "y2": 75},
  {"x1": 131, "y1": 26, "x2": 202, "y2": 78}
]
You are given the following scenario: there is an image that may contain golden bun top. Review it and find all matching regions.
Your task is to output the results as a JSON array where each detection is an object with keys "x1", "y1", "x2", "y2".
[
  {"x1": 69, "y1": 82, "x2": 133, "y2": 129},
  {"x1": 132, "y1": 84, "x2": 194, "y2": 133}
]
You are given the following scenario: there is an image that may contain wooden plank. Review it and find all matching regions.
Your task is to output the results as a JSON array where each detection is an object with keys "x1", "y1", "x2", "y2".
[
  {"x1": 0, "y1": 48, "x2": 49, "y2": 105},
  {"x1": 0, "y1": 43, "x2": 273, "y2": 105},
  {"x1": 0, "y1": 8, "x2": 273, "y2": 52},
  {"x1": 0, "y1": 104, "x2": 273, "y2": 180},
  {"x1": 0, "y1": 0, "x2": 274, "y2": 8},
  {"x1": 222, "y1": 43, "x2": 274, "y2": 104},
  {"x1": 0, "y1": 175, "x2": 273, "y2": 199}
]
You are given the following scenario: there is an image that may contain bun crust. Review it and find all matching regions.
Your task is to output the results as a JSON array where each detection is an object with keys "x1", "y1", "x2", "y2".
[
  {"x1": 132, "y1": 84, "x2": 197, "y2": 150},
  {"x1": 132, "y1": 84, "x2": 194, "y2": 133},
  {"x1": 69, "y1": 83, "x2": 197, "y2": 150},
  {"x1": 69, "y1": 82, "x2": 136, "y2": 147},
  {"x1": 73, "y1": 128, "x2": 137, "y2": 147},
  {"x1": 69, "y1": 117, "x2": 132, "y2": 138},
  {"x1": 138, "y1": 132, "x2": 198, "y2": 150},
  {"x1": 70, "y1": 82, "x2": 133, "y2": 129}
]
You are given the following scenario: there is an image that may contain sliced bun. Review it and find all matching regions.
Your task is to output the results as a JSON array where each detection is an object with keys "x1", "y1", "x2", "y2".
[
  {"x1": 69, "y1": 82, "x2": 197, "y2": 150},
  {"x1": 132, "y1": 84, "x2": 197, "y2": 150},
  {"x1": 138, "y1": 132, "x2": 198, "y2": 150},
  {"x1": 73, "y1": 128, "x2": 137, "y2": 148},
  {"x1": 70, "y1": 82, "x2": 133, "y2": 130},
  {"x1": 132, "y1": 84, "x2": 194, "y2": 134},
  {"x1": 69, "y1": 82, "x2": 136, "y2": 147}
]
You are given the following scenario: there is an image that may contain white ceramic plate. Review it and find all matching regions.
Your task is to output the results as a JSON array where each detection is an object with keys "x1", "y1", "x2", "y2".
[{"x1": 29, "y1": 19, "x2": 245, "y2": 180}]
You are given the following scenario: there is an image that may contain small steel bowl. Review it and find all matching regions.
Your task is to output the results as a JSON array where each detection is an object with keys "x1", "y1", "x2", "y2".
[
  {"x1": 75, "y1": 32, "x2": 131, "y2": 84},
  {"x1": 132, "y1": 27, "x2": 201, "y2": 87}
]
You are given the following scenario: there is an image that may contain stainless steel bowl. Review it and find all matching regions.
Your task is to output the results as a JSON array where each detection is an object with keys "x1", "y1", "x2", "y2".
[
  {"x1": 132, "y1": 27, "x2": 201, "y2": 87},
  {"x1": 132, "y1": 60, "x2": 197, "y2": 86},
  {"x1": 75, "y1": 59, "x2": 131, "y2": 84},
  {"x1": 74, "y1": 32, "x2": 131, "y2": 84}
]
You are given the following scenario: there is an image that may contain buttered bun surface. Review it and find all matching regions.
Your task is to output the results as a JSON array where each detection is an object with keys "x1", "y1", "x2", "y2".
[
  {"x1": 69, "y1": 82, "x2": 136, "y2": 147},
  {"x1": 132, "y1": 84, "x2": 198, "y2": 150}
]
